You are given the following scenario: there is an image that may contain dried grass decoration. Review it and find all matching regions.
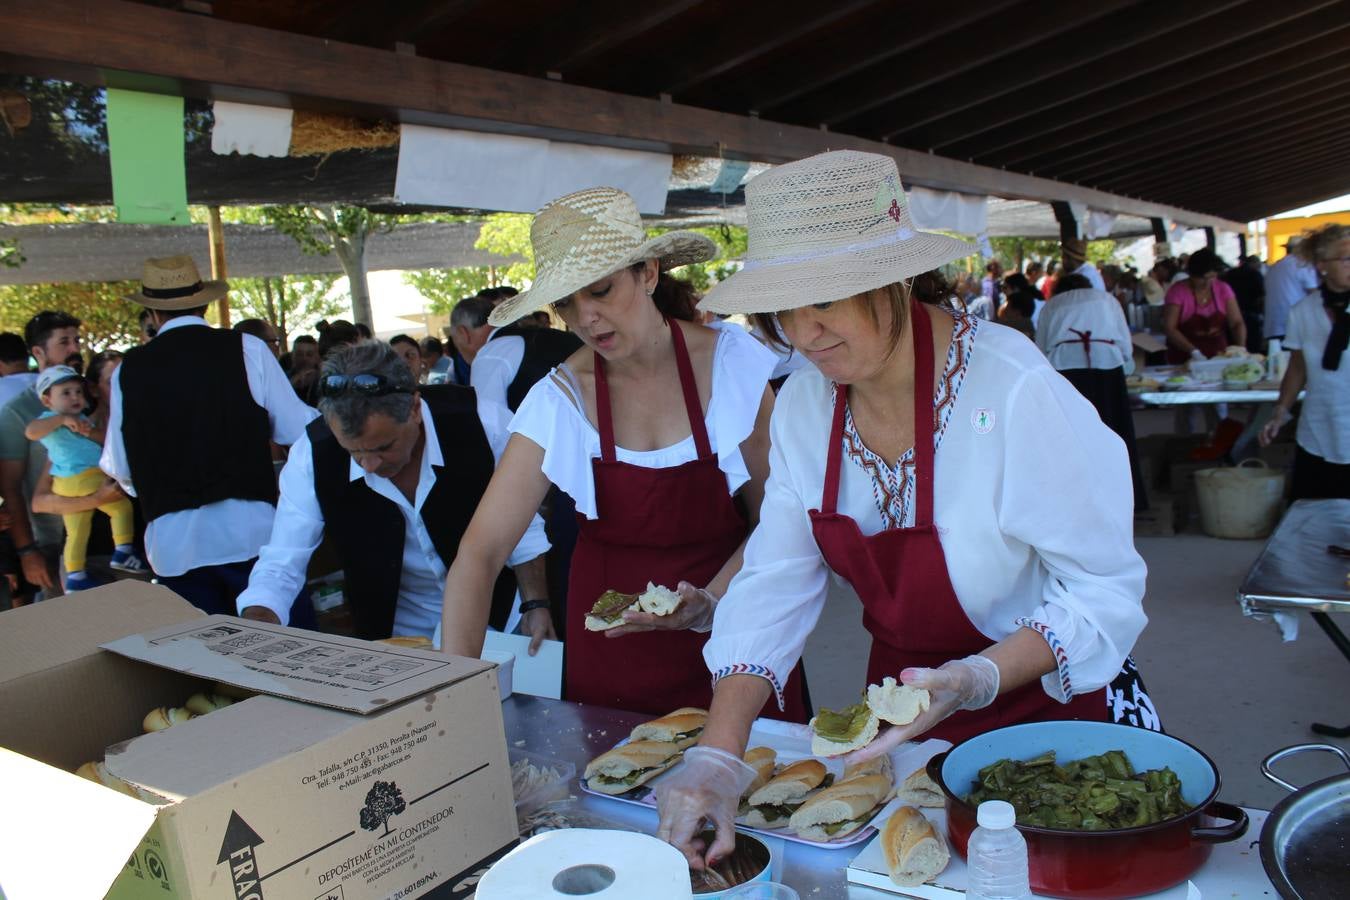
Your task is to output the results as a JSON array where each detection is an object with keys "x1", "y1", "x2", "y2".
[
  {"x1": 288, "y1": 110, "x2": 399, "y2": 157},
  {"x1": 0, "y1": 89, "x2": 32, "y2": 136}
]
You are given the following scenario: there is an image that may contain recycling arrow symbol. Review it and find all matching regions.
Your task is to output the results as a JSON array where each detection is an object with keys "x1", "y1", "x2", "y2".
[{"x1": 218, "y1": 810, "x2": 265, "y2": 899}]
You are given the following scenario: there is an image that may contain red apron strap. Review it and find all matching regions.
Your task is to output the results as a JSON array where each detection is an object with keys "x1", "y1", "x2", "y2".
[
  {"x1": 669, "y1": 321, "x2": 714, "y2": 460},
  {"x1": 594, "y1": 351, "x2": 618, "y2": 463},
  {"x1": 911, "y1": 298, "x2": 937, "y2": 528},
  {"x1": 820, "y1": 385, "x2": 848, "y2": 515}
]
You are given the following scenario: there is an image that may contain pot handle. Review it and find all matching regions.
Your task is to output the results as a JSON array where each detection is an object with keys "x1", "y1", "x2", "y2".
[
  {"x1": 1260, "y1": 743, "x2": 1350, "y2": 792},
  {"x1": 1191, "y1": 801, "x2": 1248, "y2": 843}
]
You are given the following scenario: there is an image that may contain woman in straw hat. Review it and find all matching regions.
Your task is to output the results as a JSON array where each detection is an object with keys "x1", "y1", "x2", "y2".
[
  {"x1": 653, "y1": 151, "x2": 1148, "y2": 866},
  {"x1": 439, "y1": 186, "x2": 808, "y2": 720}
]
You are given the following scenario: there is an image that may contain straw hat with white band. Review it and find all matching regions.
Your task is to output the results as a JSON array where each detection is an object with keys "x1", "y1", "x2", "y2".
[
  {"x1": 698, "y1": 151, "x2": 974, "y2": 315},
  {"x1": 123, "y1": 255, "x2": 229, "y2": 310},
  {"x1": 488, "y1": 187, "x2": 717, "y2": 328}
]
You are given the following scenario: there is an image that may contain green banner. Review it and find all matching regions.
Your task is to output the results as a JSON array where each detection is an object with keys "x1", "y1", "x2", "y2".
[{"x1": 106, "y1": 89, "x2": 189, "y2": 224}]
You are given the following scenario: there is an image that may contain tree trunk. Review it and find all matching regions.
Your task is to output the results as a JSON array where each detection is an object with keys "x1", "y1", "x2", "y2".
[{"x1": 335, "y1": 229, "x2": 372, "y2": 329}]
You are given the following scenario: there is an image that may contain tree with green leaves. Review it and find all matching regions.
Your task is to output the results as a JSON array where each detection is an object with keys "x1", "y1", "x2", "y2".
[
  {"x1": 0, "y1": 280, "x2": 142, "y2": 351},
  {"x1": 229, "y1": 273, "x2": 343, "y2": 345},
  {"x1": 262, "y1": 205, "x2": 400, "y2": 329}
]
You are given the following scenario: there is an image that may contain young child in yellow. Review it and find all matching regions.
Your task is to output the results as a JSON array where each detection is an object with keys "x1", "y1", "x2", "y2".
[{"x1": 25, "y1": 365, "x2": 144, "y2": 591}]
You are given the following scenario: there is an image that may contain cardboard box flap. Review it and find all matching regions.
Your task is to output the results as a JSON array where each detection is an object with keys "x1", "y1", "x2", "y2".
[
  {"x1": 0, "y1": 582, "x2": 202, "y2": 686},
  {"x1": 1133, "y1": 332, "x2": 1167, "y2": 353},
  {"x1": 0, "y1": 748, "x2": 159, "y2": 900},
  {"x1": 101, "y1": 615, "x2": 490, "y2": 714}
]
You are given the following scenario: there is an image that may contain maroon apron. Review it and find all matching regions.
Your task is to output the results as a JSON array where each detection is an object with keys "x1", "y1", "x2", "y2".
[
  {"x1": 1166, "y1": 286, "x2": 1229, "y2": 364},
  {"x1": 808, "y1": 300, "x2": 1105, "y2": 744},
  {"x1": 566, "y1": 322, "x2": 809, "y2": 721}
]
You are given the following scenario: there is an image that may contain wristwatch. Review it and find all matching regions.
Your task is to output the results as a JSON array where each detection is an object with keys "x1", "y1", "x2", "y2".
[{"x1": 519, "y1": 598, "x2": 551, "y2": 614}]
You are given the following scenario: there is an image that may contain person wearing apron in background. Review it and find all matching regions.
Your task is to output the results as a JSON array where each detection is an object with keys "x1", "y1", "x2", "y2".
[
  {"x1": 438, "y1": 186, "x2": 808, "y2": 722},
  {"x1": 653, "y1": 151, "x2": 1149, "y2": 870},
  {"x1": 1163, "y1": 247, "x2": 1246, "y2": 364}
]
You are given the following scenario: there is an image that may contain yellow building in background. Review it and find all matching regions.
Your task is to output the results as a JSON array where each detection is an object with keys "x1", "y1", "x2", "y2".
[{"x1": 1263, "y1": 210, "x2": 1350, "y2": 263}]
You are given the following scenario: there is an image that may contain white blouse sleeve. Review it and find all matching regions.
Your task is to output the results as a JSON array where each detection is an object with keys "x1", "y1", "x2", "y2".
[
  {"x1": 708, "y1": 324, "x2": 777, "y2": 495},
  {"x1": 508, "y1": 372, "x2": 603, "y2": 516},
  {"x1": 703, "y1": 374, "x2": 831, "y2": 709},
  {"x1": 997, "y1": 366, "x2": 1148, "y2": 702}
]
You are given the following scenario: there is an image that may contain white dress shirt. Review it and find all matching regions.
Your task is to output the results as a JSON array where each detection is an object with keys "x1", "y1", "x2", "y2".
[
  {"x1": 101, "y1": 317, "x2": 318, "y2": 577},
  {"x1": 704, "y1": 314, "x2": 1147, "y2": 708},
  {"x1": 236, "y1": 396, "x2": 549, "y2": 631},
  {"x1": 1074, "y1": 261, "x2": 1107, "y2": 292},
  {"x1": 1284, "y1": 290, "x2": 1350, "y2": 464},
  {"x1": 0, "y1": 372, "x2": 38, "y2": 409},
  {"x1": 470, "y1": 328, "x2": 525, "y2": 411},
  {"x1": 1264, "y1": 254, "x2": 1321, "y2": 339},
  {"x1": 1036, "y1": 288, "x2": 1135, "y2": 374}
]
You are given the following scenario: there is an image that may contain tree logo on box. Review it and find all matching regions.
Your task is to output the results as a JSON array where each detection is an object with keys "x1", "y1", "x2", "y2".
[{"x1": 359, "y1": 781, "x2": 406, "y2": 837}]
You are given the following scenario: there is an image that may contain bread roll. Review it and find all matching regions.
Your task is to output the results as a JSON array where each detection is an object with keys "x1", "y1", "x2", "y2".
[
  {"x1": 184, "y1": 692, "x2": 235, "y2": 716},
  {"x1": 895, "y1": 766, "x2": 944, "y2": 807},
  {"x1": 844, "y1": 753, "x2": 893, "y2": 786},
  {"x1": 742, "y1": 747, "x2": 777, "y2": 798},
  {"x1": 744, "y1": 758, "x2": 830, "y2": 828},
  {"x1": 882, "y1": 806, "x2": 949, "y2": 886},
  {"x1": 636, "y1": 582, "x2": 682, "y2": 616},
  {"x1": 867, "y1": 676, "x2": 931, "y2": 726},
  {"x1": 377, "y1": 635, "x2": 434, "y2": 649},
  {"x1": 788, "y1": 773, "x2": 891, "y2": 841},
  {"x1": 629, "y1": 707, "x2": 707, "y2": 743},
  {"x1": 809, "y1": 707, "x2": 880, "y2": 757},
  {"x1": 584, "y1": 740, "x2": 684, "y2": 794},
  {"x1": 143, "y1": 706, "x2": 194, "y2": 733}
]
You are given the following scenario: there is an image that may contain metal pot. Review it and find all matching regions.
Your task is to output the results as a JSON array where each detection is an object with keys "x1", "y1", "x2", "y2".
[
  {"x1": 1259, "y1": 743, "x2": 1350, "y2": 900},
  {"x1": 926, "y1": 720, "x2": 1248, "y2": 899}
]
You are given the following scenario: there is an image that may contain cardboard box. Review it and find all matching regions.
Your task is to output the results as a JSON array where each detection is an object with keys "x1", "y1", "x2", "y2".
[{"x1": 0, "y1": 582, "x2": 517, "y2": 900}]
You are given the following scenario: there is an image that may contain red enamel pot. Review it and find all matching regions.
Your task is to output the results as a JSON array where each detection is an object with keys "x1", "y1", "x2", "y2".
[{"x1": 925, "y1": 721, "x2": 1248, "y2": 899}]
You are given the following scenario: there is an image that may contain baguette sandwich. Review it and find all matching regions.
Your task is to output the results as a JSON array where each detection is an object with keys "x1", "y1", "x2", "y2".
[
  {"x1": 741, "y1": 747, "x2": 777, "y2": 799},
  {"x1": 583, "y1": 739, "x2": 685, "y2": 794},
  {"x1": 585, "y1": 589, "x2": 641, "y2": 631},
  {"x1": 809, "y1": 698, "x2": 880, "y2": 756},
  {"x1": 789, "y1": 772, "x2": 893, "y2": 841},
  {"x1": 882, "y1": 806, "x2": 949, "y2": 886},
  {"x1": 866, "y1": 676, "x2": 931, "y2": 726},
  {"x1": 843, "y1": 752, "x2": 893, "y2": 786},
  {"x1": 895, "y1": 766, "x2": 944, "y2": 807},
  {"x1": 742, "y1": 758, "x2": 832, "y2": 829},
  {"x1": 629, "y1": 707, "x2": 707, "y2": 743}
]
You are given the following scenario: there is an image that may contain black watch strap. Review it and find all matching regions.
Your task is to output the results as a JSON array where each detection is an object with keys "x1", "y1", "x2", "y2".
[{"x1": 519, "y1": 599, "x2": 551, "y2": 614}]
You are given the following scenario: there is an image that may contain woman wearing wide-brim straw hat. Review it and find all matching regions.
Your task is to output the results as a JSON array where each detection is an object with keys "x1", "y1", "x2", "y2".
[
  {"x1": 653, "y1": 150, "x2": 1149, "y2": 868},
  {"x1": 439, "y1": 186, "x2": 809, "y2": 721}
]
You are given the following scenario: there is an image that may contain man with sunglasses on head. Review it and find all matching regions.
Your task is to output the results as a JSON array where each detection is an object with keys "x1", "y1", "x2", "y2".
[
  {"x1": 102, "y1": 256, "x2": 318, "y2": 620},
  {"x1": 0, "y1": 310, "x2": 86, "y2": 601},
  {"x1": 236, "y1": 341, "x2": 552, "y2": 648}
]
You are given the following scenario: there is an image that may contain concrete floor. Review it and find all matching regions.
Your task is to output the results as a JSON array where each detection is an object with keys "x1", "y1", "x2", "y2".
[{"x1": 801, "y1": 533, "x2": 1350, "y2": 811}]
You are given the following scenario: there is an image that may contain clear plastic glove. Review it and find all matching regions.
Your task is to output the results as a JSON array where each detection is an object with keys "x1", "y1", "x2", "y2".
[
  {"x1": 1259, "y1": 406, "x2": 1293, "y2": 447},
  {"x1": 655, "y1": 745, "x2": 756, "y2": 869},
  {"x1": 605, "y1": 581, "x2": 716, "y2": 637},
  {"x1": 844, "y1": 654, "x2": 1001, "y2": 764},
  {"x1": 1190, "y1": 348, "x2": 1207, "y2": 362}
]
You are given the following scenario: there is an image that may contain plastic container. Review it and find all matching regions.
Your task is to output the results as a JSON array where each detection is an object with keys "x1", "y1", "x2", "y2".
[
  {"x1": 482, "y1": 648, "x2": 514, "y2": 699},
  {"x1": 967, "y1": 800, "x2": 1031, "y2": 900},
  {"x1": 1194, "y1": 459, "x2": 1286, "y2": 539},
  {"x1": 508, "y1": 747, "x2": 576, "y2": 825}
]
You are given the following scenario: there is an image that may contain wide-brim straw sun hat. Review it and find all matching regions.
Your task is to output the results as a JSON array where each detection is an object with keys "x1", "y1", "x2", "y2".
[
  {"x1": 488, "y1": 187, "x2": 717, "y2": 327},
  {"x1": 699, "y1": 150, "x2": 974, "y2": 315},
  {"x1": 123, "y1": 254, "x2": 229, "y2": 310}
]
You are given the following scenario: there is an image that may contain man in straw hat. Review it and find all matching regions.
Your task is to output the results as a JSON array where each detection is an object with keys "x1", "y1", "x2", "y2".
[
  {"x1": 102, "y1": 255, "x2": 319, "y2": 620},
  {"x1": 438, "y1": 185, "x2": 808, "y2": 720},
  {"x1": 651, "y1": 151, "x2": 1148, "y2": 868}
]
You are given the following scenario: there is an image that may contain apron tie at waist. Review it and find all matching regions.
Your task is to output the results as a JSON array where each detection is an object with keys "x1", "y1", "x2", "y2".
[{"x1": 1056, "y1": 328, "x2": 1116, "y2": 368}]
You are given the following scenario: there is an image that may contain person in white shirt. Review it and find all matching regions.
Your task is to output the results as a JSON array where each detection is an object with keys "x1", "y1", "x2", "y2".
[
  {"x1": 1264, "y1": 237, "x2": 1322, "y2": 341},
  {"x1": 1261, "y1": 224, "x2": 1350, "y2": 499},
  {"x1": 1063, "y1": 239, "x2": 1107, "y2": 291},
  {"x1": 1036, "y1": 279, "x2": 1145, "y2": 510},
  {"x1": 0, "y1": 333, "x2": 37, "y2": 409},
  {"x1": 237, "y1": 341, "x2": 551, "y2": 644},
  {"x1": 102, "y1": 256, "x2": 319, "y2": 621},
  {"x1": 653, "y1": 151, "x2": 1147, "y2": 870}
]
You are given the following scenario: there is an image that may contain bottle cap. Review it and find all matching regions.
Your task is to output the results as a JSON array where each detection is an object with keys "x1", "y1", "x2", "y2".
[{"x1": 977, "y1": 799, "x2": 1016, "y2": 829}]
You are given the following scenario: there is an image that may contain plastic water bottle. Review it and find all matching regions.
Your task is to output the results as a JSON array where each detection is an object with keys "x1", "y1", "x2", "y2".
[{"x1": 966, "y1": 800, "x2": 1031, "y2": 900}]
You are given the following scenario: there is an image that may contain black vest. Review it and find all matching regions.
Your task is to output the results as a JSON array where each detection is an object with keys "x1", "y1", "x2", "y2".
[
  {"x1": 309, "y1": 385, "x2": 517, "y2": 639},
  {"x1": 119, "y1": 325, "x2": 277, "y2": 522},
  {"x1": 488, "y1": 325, "x2": 583, "y2": 411}
]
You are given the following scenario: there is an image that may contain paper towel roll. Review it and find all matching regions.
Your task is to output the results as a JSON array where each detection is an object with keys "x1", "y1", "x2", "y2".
[{"x1": 477, "y1": 829, "x2": 693, "y2": 900}]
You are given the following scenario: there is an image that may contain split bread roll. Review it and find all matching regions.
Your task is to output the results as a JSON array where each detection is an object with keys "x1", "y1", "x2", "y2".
[
  {"x1": 743, "y1": 758, "x2": 830, "y2": 829},
  {"x1": 809, "y1": 707, "x2": 880, "y2": 757},
  {"x1": 629, "y1": 707, "x2": 707, "y2": 743},
  {"x1": 742, "y1": 747, "x2": 777, "y2": 798},
  {"x1": 75, "y1": 760, "x2": 138, "y2": 797},
  {"x1": 844, "y1": 752, "x2": 893, "y2": 785},
  {"x1": 895, "y1": 766, "x2": 944, "y2": 807},
  {"x1": 788, "y1": 773, "x2": 892, "y2": 841},
  {"x1": 882, "y1": 806, "x2": 950, "y2": 886},
  {"x1": 636, "y1": 582, "x2": 682, "y2": 615},
  {"x1": 867, "y1": 676, "x2": 931, "y2": 726},
  {"x1": 584, "y1": 739, "x2": 685, "y2": 794},
  {"x1": 184, "y1": 692, "x2": 235, "y2": 716},
  {"x1": 378, "y1": 635, "x2": 434, "y2": 649},
  {"x1": 142, "y1": 706, "x2": 194, "y2": 733}
]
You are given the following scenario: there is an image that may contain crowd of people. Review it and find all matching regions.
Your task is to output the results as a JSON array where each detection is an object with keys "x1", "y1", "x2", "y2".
[{"x1": 0, "y1": 149, "x2": 1342, "y2": 869}]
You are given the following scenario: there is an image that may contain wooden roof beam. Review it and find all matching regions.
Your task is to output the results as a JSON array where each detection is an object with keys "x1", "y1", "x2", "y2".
[
  {"x1": 1131, "y1": 140, "x2": 1350, "y2": 203},
  {"x1": 547, "y1": 0, "x2": 707, "y2": 74},
  {"x1": 0, "y1": 0, "x2": 1245, "y2": 229}
]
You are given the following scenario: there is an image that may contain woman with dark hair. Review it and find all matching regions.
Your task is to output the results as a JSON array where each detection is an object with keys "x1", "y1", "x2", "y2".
[
  {"x1": 440, "y1": 187, "x2": 808, "y2": 719},
  {"x1": 84, "y1": 350, "x2": 124, "y2": 431},
  {"x1": 1260, "y1": 223, "x2": 1350, "y2": 499},
  {"x1": 1162, "y1": 248, "x2": 1246, "y2": 363}
]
